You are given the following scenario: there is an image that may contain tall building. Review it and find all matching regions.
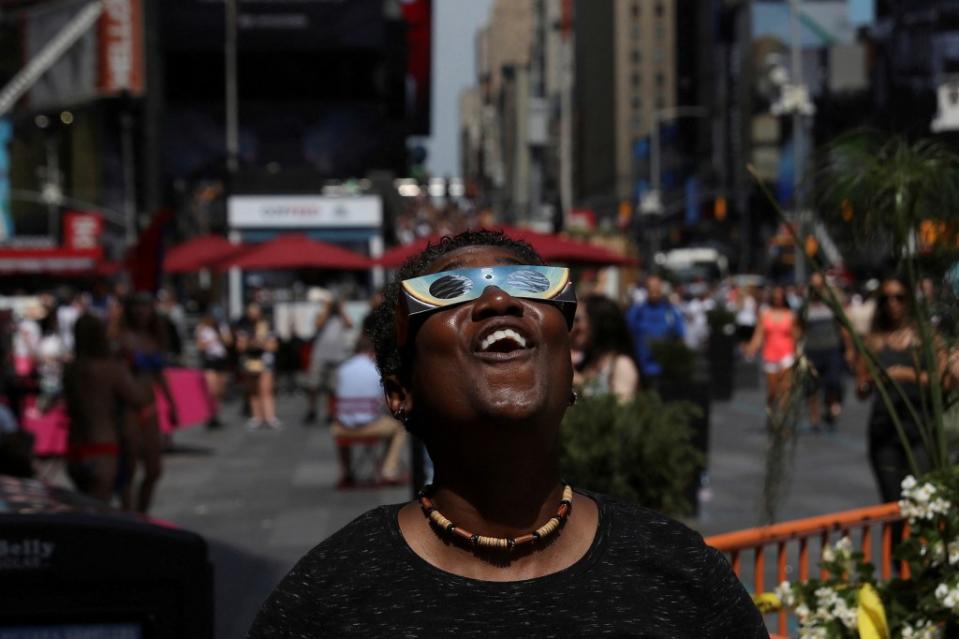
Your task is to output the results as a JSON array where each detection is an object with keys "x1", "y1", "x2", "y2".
[
  {"x1": 466, "y1": 0, "x2": 536, "y2": 219},
  {"x1": 574, "y1": 0, "x2": 680, "y2": 220}
]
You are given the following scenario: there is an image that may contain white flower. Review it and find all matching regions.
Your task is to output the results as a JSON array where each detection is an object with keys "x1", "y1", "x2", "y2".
[
  {"x1": 836, "y1": 601, "x2": 857, "y2": 629},
  {"x1": 929, "y1": 541, "x2": 946, "y2": 565},
  {"x1": 948, "y1": 541, "x2": 959, "y2": 565},
  {"x1": 835, "y1": 536, "x2": 853, "y2": 555},
  {"x1": 794, "y1": 603, "x2": 811, "y2": 623},
  {"x1": 935, "y1": 581, "x2": 959, "y2": 611},
  {"x1": 903, "y1": 619, "x2": 945, "y2": 639},
  {"x1": 915, "y1": 483, "x2": 937, "y2": 505},
  {"x1": 774, "y1": 580, "x2": 796, "y2": 607},
  {"x1": 902, "y1": 475, "x2": 918, "y2": 491},
  {"x1": 821, "y1": 545, "x2": 836, "y2": 562}
]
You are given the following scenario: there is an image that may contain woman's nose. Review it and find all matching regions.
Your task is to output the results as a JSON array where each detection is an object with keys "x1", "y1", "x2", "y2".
[{"x1": 471, "y1": 285, "x2": 524, "y2": 321}]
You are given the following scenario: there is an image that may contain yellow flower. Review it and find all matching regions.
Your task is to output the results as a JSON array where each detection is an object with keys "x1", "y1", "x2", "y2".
[
  {"x1": 753, "y1": 592, "x2": 783, "y2": 614},
  {"x1": 857, "y1": 583, "x2": 889, "y2": 639}
]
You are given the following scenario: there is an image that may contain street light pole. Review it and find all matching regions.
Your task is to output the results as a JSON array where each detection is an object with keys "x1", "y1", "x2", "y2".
[
  {"x1": 225, "y1": 0, "x2": 242, "y2": 317},
  {"x1": 789, "y1": 0, "x2": 806, "y2": 283}
]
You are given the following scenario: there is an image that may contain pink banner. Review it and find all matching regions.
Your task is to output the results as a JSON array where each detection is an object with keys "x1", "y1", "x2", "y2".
[{"x1": 21, "y1": 368, "x2": 215, "y2": 457}]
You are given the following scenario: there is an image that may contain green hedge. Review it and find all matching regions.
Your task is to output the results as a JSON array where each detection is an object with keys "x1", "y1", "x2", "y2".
[{"x1": 559, "y1": 392, "x2": 703, "y2": 517}]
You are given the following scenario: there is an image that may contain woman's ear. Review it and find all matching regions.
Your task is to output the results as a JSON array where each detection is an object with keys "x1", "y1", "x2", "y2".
[{"x1": 383, "y1": 374, "x2": 412, "y2": 415}]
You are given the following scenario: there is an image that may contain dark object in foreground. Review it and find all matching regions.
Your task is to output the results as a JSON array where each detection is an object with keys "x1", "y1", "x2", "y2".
[
  {"x1": 250, "y1": 492, "x2": 768, "y2": 638},
  {"x1": 0, "y1": 476, "x2": 212, "y2": 639}
]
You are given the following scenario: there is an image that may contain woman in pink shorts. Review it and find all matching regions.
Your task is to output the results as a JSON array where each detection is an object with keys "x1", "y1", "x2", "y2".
[{"x1": 745, "y1": 285, "x2": 799, "y2": 413}]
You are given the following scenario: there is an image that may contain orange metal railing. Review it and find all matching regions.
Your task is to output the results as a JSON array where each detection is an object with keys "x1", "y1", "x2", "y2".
[{"x1": 704, "y1": 503, "x2": 906, "y2": 638}]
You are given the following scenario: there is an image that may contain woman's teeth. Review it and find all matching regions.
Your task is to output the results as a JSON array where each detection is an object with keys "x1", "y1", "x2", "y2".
[{"x1": 479, "y1": 328, "x2": 527, "y2": 352}]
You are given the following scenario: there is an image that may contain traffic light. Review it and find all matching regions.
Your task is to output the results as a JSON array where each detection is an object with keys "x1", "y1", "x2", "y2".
[
  {"x1": 841, "y1": 199, "x2": 854, "y2": 222},
  {"x1": 714, "y1": 196, "x2": 727, "y2": 221}
]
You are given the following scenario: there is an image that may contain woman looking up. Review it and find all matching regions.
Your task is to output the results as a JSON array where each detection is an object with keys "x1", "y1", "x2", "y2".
[
  {"x1": 570, "y1": 294, "x2": 640, "y2": 401},
  {"x1": 250, "y1": 231, "x2": 765, "y2": 638}
]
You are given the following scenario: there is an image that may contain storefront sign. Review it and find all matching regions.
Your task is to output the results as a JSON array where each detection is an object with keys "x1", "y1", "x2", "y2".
[
  {"x1": 63, "y1": 212, "x2": 103, "y2": 250},
  {"x1": 0, "y1": 248, "x2": 100, "y2": 273},
  {"x1": 228, "y1": 195, "x2": 383, "y2": 229},
  {"x1": 98, "y1": 0, "x2": 145, "y2": 95}
]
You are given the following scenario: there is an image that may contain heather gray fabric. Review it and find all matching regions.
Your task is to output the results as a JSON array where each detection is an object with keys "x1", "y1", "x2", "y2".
[{"x1": 249, "y1": 492, "x2": 768, "y2": 638}]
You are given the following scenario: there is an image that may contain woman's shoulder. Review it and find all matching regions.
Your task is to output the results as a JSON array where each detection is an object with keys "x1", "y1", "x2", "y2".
[
  {"x1": 589, "y1": 491, "x2": 705, "y2": 550},
  {"x1": 251, "y1": 505, "x2": 404, "y2": 631},
  {"x1": 277, "y1": 505, "x2": 401, "y2": 579}
]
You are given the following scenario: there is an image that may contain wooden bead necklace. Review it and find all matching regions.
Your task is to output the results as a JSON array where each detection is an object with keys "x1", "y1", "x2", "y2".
[{"x1": 418, "y1": 484, "x2": 574, "y2": 551}]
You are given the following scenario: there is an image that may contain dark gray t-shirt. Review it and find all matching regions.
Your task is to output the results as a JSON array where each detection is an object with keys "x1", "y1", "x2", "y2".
[{"x1": 249, "y1": 492, "x2": 768, "y2": 638}]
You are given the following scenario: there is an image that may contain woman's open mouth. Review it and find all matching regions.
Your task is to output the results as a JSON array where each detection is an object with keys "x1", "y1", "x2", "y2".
[{"x1": 472, "y1": 325, "x2": 535, "y2": 361}]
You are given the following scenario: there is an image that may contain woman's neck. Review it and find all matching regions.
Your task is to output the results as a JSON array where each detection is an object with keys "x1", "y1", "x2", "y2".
[{"x1": 429, "y1": 456, "x2": 563, "y2": 538}]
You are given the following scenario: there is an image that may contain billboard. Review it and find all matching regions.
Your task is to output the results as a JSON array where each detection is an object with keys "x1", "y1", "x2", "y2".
[
  {"x1": 22, "y1": 0, "x2": 145, "y2": 110},
  {"x1": 228, "y1": 195, "x2": 383, "y2": 228},
  {"x1": 160, "y1": 0, "x2": 390, "y2": 51}
]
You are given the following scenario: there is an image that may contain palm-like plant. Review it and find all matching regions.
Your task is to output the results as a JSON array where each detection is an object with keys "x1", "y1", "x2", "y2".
[{"x1": 751, "y1": 130, "x2": 959, "y2": 478}]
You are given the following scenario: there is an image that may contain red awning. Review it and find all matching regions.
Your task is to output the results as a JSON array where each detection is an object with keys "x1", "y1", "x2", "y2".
[
  {"x1": 163, "y1": 235, "x2": 248, "y2": 273},
  {"x1": 375, "y1": 227, "x2": 637, "y2": 268},
  {"x1": 216, "y1": 233, "x2": 371, "y2": 271},
  {"x1": 0, "y1": 247, "x2": 103, "y2": 274}
]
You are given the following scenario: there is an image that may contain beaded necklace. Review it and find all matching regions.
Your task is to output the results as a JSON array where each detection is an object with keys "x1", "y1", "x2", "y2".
[{"x1": 418, "y1": 484, "x2": 574, "y2": 551}]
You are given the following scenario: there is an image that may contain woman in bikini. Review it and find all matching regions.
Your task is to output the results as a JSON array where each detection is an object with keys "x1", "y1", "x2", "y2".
[
  {"x1": 63, "y1": 314, "x2": 148, "y2": 503},
  {"x1": 118, "y1": 293, "x2": 179, "y2": 513}
]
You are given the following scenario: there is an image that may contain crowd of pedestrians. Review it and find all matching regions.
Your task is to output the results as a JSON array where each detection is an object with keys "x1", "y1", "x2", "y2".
[{"x1": 0, "y1": 257, "x2": 950, "y2": 517}]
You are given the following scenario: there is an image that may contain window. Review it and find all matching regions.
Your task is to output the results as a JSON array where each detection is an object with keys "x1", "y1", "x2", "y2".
[
  {"x1": 632, "y1": 73, "x2": 642, "y2": 88},
  {"x1": 632, "y1": 95, "x2": 642, "y2": 111},
  {"x1": 632, "y1": 2, "x2": 640, "y2": 17},
  {"x1": 655, "y1": 2, "x2": 664, "y2": 18},
  {"x1": 631, "y1": 49, "x2": 641, "y2": 64},
  {"x1": 656, "y1": 72, "x2": 665, "y2": 87}
]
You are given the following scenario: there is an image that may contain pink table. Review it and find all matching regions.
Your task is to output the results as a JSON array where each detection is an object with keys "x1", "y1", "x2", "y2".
[{"x1": 21, "y1": 368, "x2": 215, "y2": 457}]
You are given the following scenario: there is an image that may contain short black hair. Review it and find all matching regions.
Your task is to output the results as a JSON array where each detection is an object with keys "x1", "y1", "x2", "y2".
[{"x1": 367, "y1": 229, "x2": 543, "y2": 380}]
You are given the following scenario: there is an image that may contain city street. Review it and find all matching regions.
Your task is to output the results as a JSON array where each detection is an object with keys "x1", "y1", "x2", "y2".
[{"x1": 56, "y1": 373, "x2": 876, "y2": 639}]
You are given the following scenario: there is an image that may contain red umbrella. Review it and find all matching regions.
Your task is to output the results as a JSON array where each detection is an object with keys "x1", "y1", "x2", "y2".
[
  {"x1": 163, "y1": 235, "x2": 248, "y2": 273},
  {"x1": 497, "y1": 226, "x2": 638, "y2": 266},
  {"x1": 217, "y1": 233, "x2": 371, "y2": 270},
  {"x1": 375, "y1": 227, "x2": 637, "y2": 268}
]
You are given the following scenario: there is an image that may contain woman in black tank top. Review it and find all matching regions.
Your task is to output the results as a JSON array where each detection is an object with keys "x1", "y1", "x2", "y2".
[{"x1": 856, "y1": 277, "x2": 935, "y2": 503}]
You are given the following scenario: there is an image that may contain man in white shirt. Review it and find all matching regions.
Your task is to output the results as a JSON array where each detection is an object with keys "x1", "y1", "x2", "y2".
[{"x1": 331, "y1": 318, "x2": 406, "y2": 486}]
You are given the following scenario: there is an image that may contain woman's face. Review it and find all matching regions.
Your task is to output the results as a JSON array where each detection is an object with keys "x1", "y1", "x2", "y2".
[
  {"x1": 771, "y1": 286, "x2": 786, "y2": 308},
  {"x1": 131, "y1": 301, "x2": 152, "y2": 327},
  {"x1": 404, "y1": 245, "x2": 574, "y2": 431},
  {"x1": 880, "y1": 280, "x2": 908, "y2": 324},
  {"x1": 569, "y1": 304, "x2": 591, "y2": 351}
]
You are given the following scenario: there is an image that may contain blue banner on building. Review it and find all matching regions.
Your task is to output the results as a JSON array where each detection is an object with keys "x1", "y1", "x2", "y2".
[{"x1": 0, "y1": 119, "x2": 14, "y2": 241}]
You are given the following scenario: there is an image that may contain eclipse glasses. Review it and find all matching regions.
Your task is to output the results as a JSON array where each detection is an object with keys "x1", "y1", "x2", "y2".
[{"x1": 395, "y1": 265, "x2": 577, "y2": 347}]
